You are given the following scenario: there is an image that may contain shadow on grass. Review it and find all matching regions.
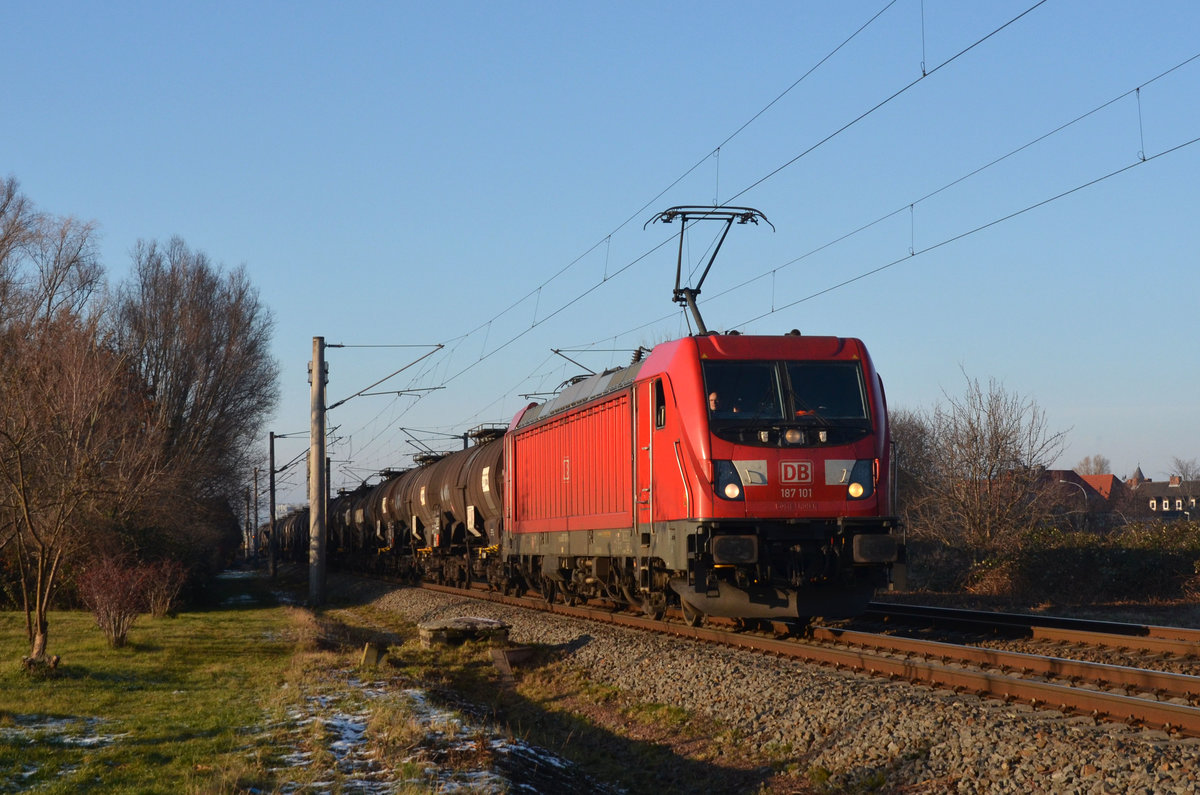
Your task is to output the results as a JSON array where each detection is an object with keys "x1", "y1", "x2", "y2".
[
  {"x1": 48, "y1": 665, "x2": 179, "y2": 687},
  {"x1": 315, "y1": 573, "x2": 778, "y2": 794},
  {"x1": 428, "y1": 651, "x2": 776, "y2": 795}
]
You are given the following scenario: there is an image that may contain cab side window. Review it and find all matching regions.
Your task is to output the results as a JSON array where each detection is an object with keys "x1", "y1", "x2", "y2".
[{"x1": 654, "y1": 379, "x2": 666, "y2": 429}]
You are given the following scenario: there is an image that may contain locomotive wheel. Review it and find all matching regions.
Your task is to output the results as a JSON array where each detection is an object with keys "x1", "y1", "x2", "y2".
[
  {"x1": 642, "y1": 593, "x2": 666, "y2": 621},
  {"x1": 681, "y1": 599, "x2": 704, "y2": 627}
]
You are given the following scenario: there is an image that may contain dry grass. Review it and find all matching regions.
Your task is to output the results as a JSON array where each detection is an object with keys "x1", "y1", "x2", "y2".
[{"x1": 318, "y1": 581, "x2": 811, "y2": 792}]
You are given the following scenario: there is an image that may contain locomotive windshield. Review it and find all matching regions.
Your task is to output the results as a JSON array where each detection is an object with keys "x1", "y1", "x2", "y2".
[
  {"x1": 784, "y1": 361, "x2": 869, "y2": 420},
  {"x1": 703, "y1": 360, "x2": 870, "y2": 446},
  {"x1": 704, "y1": 361, "x2": 785, "y2": 420}
]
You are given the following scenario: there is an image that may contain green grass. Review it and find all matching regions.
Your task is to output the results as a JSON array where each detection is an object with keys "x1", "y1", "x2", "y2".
[
  {"x1": 0, "y1": 572, "x2": 297, "y2": 793},
  {"x1": 1, "y1": 573, "x2": 801, "y2": 793}
]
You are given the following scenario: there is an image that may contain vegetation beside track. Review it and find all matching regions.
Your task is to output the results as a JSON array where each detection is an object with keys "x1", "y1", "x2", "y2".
[
  {"x1": 0, "y1": 571, "x2": 294, "y2": 792},
  {"x1": 0, "y1": 569, "x2": 805, "y2": 793},
  {"x1": 903, "y1": 520, "x2": 1200, "y2": 612}
]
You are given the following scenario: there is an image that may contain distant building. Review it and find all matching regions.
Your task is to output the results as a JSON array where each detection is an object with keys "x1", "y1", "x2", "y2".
[
  {"x1": 1038, "y1": 465, "x2": 1196, "y2": 523},
  {"x1": 1128, "y1": 473, "x2": 1200, "y2": 518}
]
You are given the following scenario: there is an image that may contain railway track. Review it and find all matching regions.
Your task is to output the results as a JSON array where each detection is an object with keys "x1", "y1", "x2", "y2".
[
  {"x1": 865, "y1": 601, "x2": 1200, "y2": 656},
  {"x1": 415, "y1": 580, "x2": 1200, "y2": 738}
]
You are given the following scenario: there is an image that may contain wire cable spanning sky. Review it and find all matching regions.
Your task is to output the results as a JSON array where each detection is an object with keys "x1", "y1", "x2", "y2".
[{"x1": 5, "y1": 1, "x2": 1198, "y2": 506}]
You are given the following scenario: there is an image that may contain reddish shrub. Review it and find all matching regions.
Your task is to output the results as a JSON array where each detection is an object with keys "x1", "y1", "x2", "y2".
[{"x1": 76, "y1": 557, "x2": 150, "y2": 648}]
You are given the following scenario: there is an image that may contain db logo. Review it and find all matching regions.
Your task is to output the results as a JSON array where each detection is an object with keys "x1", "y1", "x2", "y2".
[{"x1": 780, "y1": 461, "x2": 813, "y2": 484}]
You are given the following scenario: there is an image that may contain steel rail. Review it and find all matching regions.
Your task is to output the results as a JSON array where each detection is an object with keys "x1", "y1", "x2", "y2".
[
  {"x1": 419, "y1": 582, "x2": 1200, "y2": 737},
  {"x1": 811, "y1": 626, "x2": 1200, "y2": 700},
  {"x1": 867, "y1": 602, "x2": 1200, "y2": 655},
  {"x1": 1029, "y1": 625, "x2": 1200, "y2": 656}
]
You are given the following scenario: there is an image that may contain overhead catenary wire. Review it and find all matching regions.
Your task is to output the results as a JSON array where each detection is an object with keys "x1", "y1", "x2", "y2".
[
  {"x1": 431, "y1": 0, "x2": 1049, "y2": 392},
  {"x1": 726, "y1": 0, "x2": 1050, "y2": 203},
  {"x1": 396, "y1": 1, "x2": 904, "y2": 382},
  {"x1": 324, "y1": 3, "x2": 1192, "y2": 488},
  {"x1": 735, "y1": 132, "x2": 1200, "y2": 329},
  {"x1": 564, "y1": 49, "x2": 1200, "y2": 350},
  {"x1": 321, "y1": 3, "x2": 940, "y2": 475}
]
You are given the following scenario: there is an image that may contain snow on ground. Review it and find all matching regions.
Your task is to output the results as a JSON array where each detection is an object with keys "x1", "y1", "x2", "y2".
[
  {"x1": 0, "y1": 715, "x2": 128, "y2": 788},
  {"x1": 261, "y1": 669, "x2": 612, "y2": 793}
]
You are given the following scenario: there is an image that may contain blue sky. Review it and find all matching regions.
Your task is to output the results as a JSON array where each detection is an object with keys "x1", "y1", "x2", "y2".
[{"x1": 5, "y1": 1, "x2": 1198, "y2": 506}]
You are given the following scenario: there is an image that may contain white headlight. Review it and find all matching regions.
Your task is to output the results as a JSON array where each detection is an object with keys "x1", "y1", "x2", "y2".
[{"x1": 724, "y1": 483, "x2": 742, "y2": 500}]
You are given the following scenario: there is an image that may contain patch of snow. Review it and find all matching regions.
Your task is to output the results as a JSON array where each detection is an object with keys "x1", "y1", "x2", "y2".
[
  {"x1": 257, "y1": 668, "x2": 616, "y2": 793},
  {"x1": 216, "y1": 570, "x2": 260, "y2": 579},
  {"x1": 0, "y1": 715, "x2": 129, "y2": 789}
]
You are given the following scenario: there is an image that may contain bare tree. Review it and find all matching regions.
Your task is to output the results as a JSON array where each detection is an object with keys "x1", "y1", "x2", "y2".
[
  {"x1": 889, "y1": 407, "x2": 936, "y2": 527},
  {"x1": 1, "y1": 177, "x2": 41, "y2": 326},
  {"x1": 0, "y1": 184, "x2": 277, "y2": 665},
  {"x1": 110, "y1": 237, "x2": 279, "y2": 502},
  {"x1": 1171, "y1": 457, "x2": 1200, "y2": 482},
  {"x1": 0, "y1": 311, "x2": 164, "y2": 664},
  {"x1": 1, "y1": 178, "x2": 103, "y2": 330},
  {"x1": 905, "y1": 375, "x2": 1067, "y2": 561},
  {"x1": 28, "y1": 214, "x2": 103, "y2": 323},
  {"x1": 0, "y1": 179, "x2": 108, "y2": 560},
  {"x1": 1075, "y1": 454, "x2": 1112, "y2": 475}
]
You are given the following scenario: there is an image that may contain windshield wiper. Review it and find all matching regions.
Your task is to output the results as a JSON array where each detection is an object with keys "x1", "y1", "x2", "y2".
[{"x1": 785, "y1": 388, "x2": 833, "y2": 426}]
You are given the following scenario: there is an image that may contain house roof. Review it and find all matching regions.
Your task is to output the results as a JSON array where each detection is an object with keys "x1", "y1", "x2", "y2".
[
  {"x1": 1080, "y1": 474, "x2": 1121, "y2": 499},
  {"x1": 1137, "y1": 480, "x2": 1200, "y2": 498}
]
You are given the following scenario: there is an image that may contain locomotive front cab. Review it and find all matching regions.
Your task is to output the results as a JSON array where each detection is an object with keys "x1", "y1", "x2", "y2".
[
  {"x1": 703, "y1": 355, "x2": 880, "y2": 513},
  {"x1": 675, "y1": 335, "x2": 899, "y2": 619}
]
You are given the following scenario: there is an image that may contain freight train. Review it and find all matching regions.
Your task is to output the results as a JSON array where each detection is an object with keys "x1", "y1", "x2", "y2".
[{"x1": 275, "y1": 330, "x2": 901, "y2": 623}]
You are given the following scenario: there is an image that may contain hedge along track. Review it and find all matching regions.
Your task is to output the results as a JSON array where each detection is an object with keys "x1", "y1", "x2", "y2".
[{"x1": 415, "y1": 581, "x2": 1200, "y2": 738}]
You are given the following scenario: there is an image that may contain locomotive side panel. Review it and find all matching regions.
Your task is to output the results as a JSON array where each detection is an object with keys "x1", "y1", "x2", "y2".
[{"x1": 509, "y1": 392, "x2": 634, "y2": 537}]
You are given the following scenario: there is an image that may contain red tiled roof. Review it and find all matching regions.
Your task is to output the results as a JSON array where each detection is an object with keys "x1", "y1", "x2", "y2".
[{"x1": 1080, "y1": 474, "x2": 1119, "y2": 499}]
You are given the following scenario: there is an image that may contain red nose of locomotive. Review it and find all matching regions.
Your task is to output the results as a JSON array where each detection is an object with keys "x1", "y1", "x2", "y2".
[
  {"x1": 698, "y1": 334, "x2": 890, "y2": 519},
  {"x1": 669, "y1": 334, "x2": 899, "y2": 619}
]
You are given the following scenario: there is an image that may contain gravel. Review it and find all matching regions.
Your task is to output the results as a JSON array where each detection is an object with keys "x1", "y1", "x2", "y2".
[{"x1": 353, "y1": 580, "x2": 1200, "y2": 793}]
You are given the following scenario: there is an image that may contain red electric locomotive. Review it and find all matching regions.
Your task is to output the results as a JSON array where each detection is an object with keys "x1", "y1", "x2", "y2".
[
  {"x1": 503, "y1": 331, "x2": 899, "y2": 621},
  {"x1": 295, "y1": 206, "x2": 899, "y2": 622}
]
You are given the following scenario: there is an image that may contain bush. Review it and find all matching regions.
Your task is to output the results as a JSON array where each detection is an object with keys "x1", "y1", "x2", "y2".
[
  {"x1": 901, "y1": 540, "x2": 975, "y2": 593},
  {"x1": 76, "y1": 557, "x2": 150, "y2": 648},
  {"x1": 143, "y1": 559, "x2": 187, "y2": 618},
  {"x1": 1005, "y1": 520, "x2": 1200, "y2": 604},
  {"x1": 900, "y1": 520, "x2": 1200, "y2": 605}
]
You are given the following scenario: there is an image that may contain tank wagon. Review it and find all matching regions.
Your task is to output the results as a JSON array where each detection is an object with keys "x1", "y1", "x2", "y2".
[{"x1": 279, "y1": 330, "x2": 899, "y2": 623}]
